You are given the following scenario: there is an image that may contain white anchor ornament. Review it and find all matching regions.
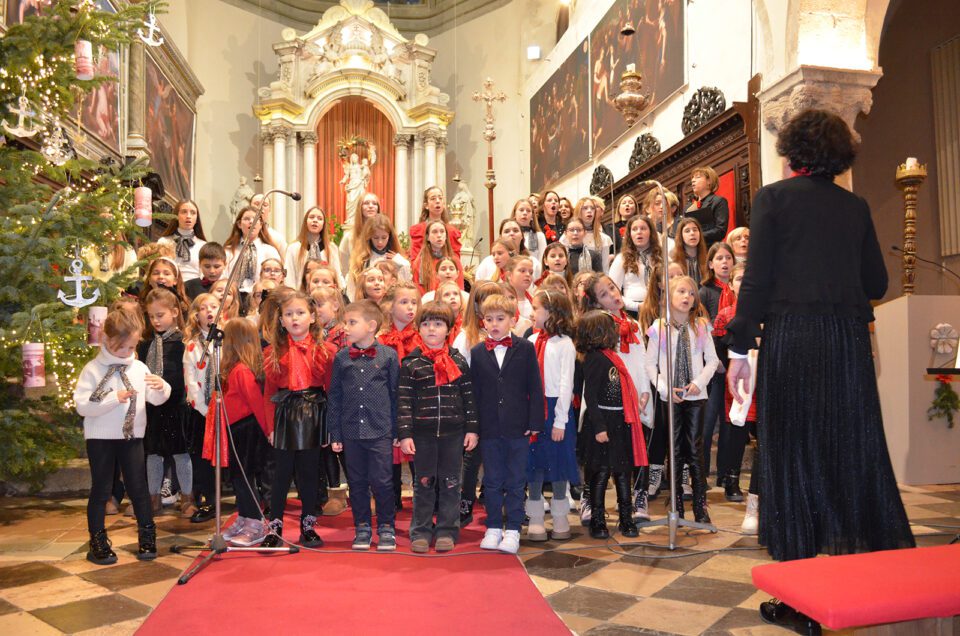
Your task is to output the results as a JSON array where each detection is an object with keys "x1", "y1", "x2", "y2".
[
  {"x1": 58, "y1": 258, "x2": 101, "y2": 308},
  {"x1": 2, "y1": 93, "x2": 42, "y2": 138}
]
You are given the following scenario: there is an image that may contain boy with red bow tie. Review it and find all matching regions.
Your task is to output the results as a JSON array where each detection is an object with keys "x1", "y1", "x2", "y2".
[
  {"x1": 328, "y1": 300, "x2": 400, "y2": 551},
  {"x1": 469, "y1": 294, "x2": 545, "y2": 554},
  {"x1": 184, "y1": 242, "x2": 226, "y2": 301},
  {"x1": 397, "y1": 302, "x2": 479, "y2": 553}
]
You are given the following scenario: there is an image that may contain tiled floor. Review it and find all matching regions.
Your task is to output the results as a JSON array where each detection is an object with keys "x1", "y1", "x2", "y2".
[{"x1": 0, "y1": 483, "x2": 958, "y2": 635}]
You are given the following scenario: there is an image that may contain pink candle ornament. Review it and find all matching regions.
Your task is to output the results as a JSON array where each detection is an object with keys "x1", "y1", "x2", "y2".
[
  {"x1": 134, "y1": 186, "x2": 153, "y2": 227},
  {"x1": 87, "y1": 306, "x2": 107, "y2": 346},
  {"x1": 22, "y1": 342, "x2": 45, "y2": 388},
  {"x1": 75, "y1": 40, "x2": 94, "y2": 81}
]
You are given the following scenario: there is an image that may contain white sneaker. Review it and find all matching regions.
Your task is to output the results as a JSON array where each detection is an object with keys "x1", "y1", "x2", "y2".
[
  {"x1": 222, "y1": 516, "x2": 247, "y2": 541},
  {"x1": 498, "y1": 529, "x2": 521, "y2": 554},
  {"x1": 543, "y1": 498, "x2": 550, "y2": 513},
  {"x1": 741, "y1": 494, "x2": 759, "y2": 535},
  {"x1": 579, "y1": 498, "x2": 592, "y2": 525},
  {"x1": 231, "y1": 519, "x2": 266, "y2": 546},
  {"x1": 160, "y1": 478, "x2": 177, "y2": 506},
  {"x1": 480, "y1": 528, "x2": 503, "y2": 550}
]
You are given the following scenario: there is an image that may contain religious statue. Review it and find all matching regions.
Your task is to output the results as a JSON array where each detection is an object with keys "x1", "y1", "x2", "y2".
[
  {"x1": 340, "y1": 143, "x2": 377, "y2": 220},
  {"x1": 230, "y1": 176, "x2": 255, "y2": 217},
  {"x1": 449, "y1": 178, "x2": 476, "y2": 246}
]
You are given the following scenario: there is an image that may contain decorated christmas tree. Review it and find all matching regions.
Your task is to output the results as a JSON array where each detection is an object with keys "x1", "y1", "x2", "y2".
[{"x1": 0, "y1": 1, "x2": 161, "y2": 488}]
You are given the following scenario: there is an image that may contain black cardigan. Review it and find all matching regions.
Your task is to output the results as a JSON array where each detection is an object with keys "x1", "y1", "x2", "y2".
[
  {"x1": 686, "y1": 192, "x2": 729, "y2": 246},
  {"x1": 396, "y1": 347, "x2": 478, "y2": 440},
  {"x1": 726, "y1": 176, "x2": 887, "y2": 352}
]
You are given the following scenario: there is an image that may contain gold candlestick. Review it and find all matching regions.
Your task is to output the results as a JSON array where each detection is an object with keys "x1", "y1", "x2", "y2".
[{"x1": 895, "y1": 158, "x2": 928, "y2": 296}]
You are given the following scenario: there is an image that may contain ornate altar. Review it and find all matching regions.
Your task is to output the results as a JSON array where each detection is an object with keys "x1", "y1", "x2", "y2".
[{"x1": 254, "y1": 0, "x2": 454, "y2": 242}]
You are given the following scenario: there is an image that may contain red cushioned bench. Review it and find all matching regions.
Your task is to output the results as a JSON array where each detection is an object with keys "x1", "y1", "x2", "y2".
[{"x1": 751, "y1": 545, "x2": 960, "y2": 633}]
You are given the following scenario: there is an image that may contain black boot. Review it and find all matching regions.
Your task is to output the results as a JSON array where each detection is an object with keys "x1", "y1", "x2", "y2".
[
  {"x1": 672, "y1": 462, "x2": 686, "y2": 518},
  {"x1": 190, "y1": 503, "x2": 215, "y2": 523},
  {"x1": 613, "y1": 472, "x2": 639, "y2": 537},
  {"x1": 589, "y1": 470, "x2": 609, "y2": 539},
  {"x1": 261, "y1": 519, "x2": 283, "y2": 548},
  {"x1": 459, "y1": 498, "x2": 474, "y2": 528},
  {"x1": 137, "y1": 523, "x2": 157, "y2": 560},
  {"x1": 299, "y1": 514, "x2": 323, "y2": 548},
  {"x1": 760, "y1": 599, "x2": 822, "y2": 635},
  {"x1": 689, "y1": 460, "x2": 711, "y2": 524},
  {"x1": 87, "y1": 529, "x2": 117, "y2": 565},
  {"x1": 724, "y1": 470, "x2": 744, "y2": 502}
]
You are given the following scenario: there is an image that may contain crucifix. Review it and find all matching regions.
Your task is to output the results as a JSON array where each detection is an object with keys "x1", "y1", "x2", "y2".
[{"x1": 472, "y1": 77, "x2": 506, "y2": 247}]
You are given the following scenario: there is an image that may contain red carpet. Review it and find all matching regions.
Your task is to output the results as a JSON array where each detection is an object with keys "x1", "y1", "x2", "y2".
[{"x1": 139, "y1": 499, "x2": 568, "y2": 635}]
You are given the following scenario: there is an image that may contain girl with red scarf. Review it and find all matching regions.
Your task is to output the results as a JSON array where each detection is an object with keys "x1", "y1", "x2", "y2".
[
  {"x1": 378, "y1": 281, "x2": 422, "y2": 508},
  {"x1": 578, "y1": 273, "x2": 652, "y2": 526},
  {"x1": 576, "y1": 311, "x2": 650, "y2": 540},
  {"x1": 261, "y1": 290, "x2": 336, "y2": 549},
  {"x1": 525, "y1": 291, "x2": 579, "y2": 543},
  {"x1": 697, "y1": 242, "x2": 736, "y2": 497}
]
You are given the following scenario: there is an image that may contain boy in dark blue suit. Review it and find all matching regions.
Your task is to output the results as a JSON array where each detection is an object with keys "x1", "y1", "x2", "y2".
[{"x1": 470, "y1": 294, "x2": 545, "y2": 554}]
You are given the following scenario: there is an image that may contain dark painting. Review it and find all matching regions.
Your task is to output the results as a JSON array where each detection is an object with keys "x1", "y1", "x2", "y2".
[
  {"x1": 529, "y1": 38, "x2": 590, "y2": 192},
  {"x1": 145, "y1": 54, "x2": 194, "y2": 201},
  {"x1": 79, "y1": 0, "x2": 120, "y2": 153},
  {"x1": 4, "y1": 0, "x2": 52, "y2": 25},
  {"x1": 590, "y1": 0, "x2": 685, "y2": 155}
]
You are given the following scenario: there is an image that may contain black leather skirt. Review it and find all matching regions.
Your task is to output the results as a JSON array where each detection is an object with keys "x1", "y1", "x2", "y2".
[{"x1": 271, "y1": 388, "x2": 326, "y2": 452}]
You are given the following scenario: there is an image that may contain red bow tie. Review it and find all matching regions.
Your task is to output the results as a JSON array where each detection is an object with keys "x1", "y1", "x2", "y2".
[
  {"x1": 485, "y1": 336, "x2": 513, "y2": 350},
  {"x1": 349, "y1": 346, "x2": 377, "y2": 359},
  {"x1": 200, "y1": 278, "x2": 214, "y2": 286}
]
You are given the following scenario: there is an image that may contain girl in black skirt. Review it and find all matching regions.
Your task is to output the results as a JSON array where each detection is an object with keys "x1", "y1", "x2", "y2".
[
  {"x1": 139, "y1": 287, "x2": 192, "y2": 516},
  {"x1": 261, "y1": 290, "x2": 336, "y2": 548},
  {"x1": 576, "y1": 311, "x2": 650, "y2": 540}
]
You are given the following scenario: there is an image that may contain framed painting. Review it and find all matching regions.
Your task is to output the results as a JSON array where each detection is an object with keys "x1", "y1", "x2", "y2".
[
  {"x1": 590, "y1": 0, "x2": 686, "y2": 156},
  {"x1": 4, "y1": 0, "x2": 52, "y2": 26},
  {"x1": 79, "y1": 0, "x2": 121, "y2": 154},
  {"x1": 144, "y1": 52, "x2": 195, "y2": 202},
  {"x1": 529, "y1": 38, "x2": 590, "y2": 192}
]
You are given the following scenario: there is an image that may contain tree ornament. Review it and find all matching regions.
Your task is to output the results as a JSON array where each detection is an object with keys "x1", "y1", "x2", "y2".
[
  {"x1": 2, "y1": 93, "x2": 42, "y2": 138},
  {"x1": 58, "y1": 257, "x2": 101, "y2": 309},
  {"x1": 74, "y1": 40, "x2": 94, "y2": 80},
  {"x1": 137, "y1": 12, "x2": 164, "y2": 47},
  {"x1": 41, "y1": 118, "x2": 73, "y2": 166},
  {"x1": 22, "y1": 343, "x2": 46, "y2": 388},
  {"x1": 134, "y1": 185, "x2": 153, "y2": 227}
]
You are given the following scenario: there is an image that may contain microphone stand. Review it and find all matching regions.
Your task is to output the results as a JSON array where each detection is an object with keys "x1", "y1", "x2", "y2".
[
  {"x1": 172, "y1": 190, "x2": 300, "y2": 583},
  {"x1": 635, "y1": 180, "x2": 717, "y2": 548}
]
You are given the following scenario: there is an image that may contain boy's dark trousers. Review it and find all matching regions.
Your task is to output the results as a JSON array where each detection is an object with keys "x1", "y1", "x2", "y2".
[
  {"x1": 344, "y1": 436, "x2": 395, "y2": 528},
  {"x1": 478, "y1": 437, "x2": 528, "y2": 531},
  {"x1": 410, "y1": 434, "x2": 463, "y2": 542}
]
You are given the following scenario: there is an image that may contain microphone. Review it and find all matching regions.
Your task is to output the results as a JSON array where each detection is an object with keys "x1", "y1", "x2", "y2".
[
  {"x1": 891, "y1": 245, "x2": 960, "y2": 284},
  {"x1": 290, "y1": 192, "x2": 302, "y2": 201},
  {"x1": 467, "y1": 236, "x2": 484, "y2": 269}
]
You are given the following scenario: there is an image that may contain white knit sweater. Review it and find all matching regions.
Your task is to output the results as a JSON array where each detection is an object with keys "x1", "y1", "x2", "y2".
[{"x1": 74, "y1": 348, "x2": 171, "y2": 440}]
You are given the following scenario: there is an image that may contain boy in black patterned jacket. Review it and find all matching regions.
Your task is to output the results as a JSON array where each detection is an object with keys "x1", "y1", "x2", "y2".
[{"x1": 398, "y1": 302, "x2": 479, "y2": 553}]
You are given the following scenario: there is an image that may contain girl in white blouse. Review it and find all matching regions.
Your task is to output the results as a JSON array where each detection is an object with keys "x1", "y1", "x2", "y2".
[
  {"x1": 158, "y1": 200, "x2": 207, "y2": 282},
  {"x1": 223, "y1": 205, "x2": 283, "y2": 296},
  {"x1": 609, "y1": 216, "x2": 662, "y2": 315},
  {"x1": 525, "y1": 290, "x2": 579, "y2": 542},
  {"x1": 284, "y1": 206, "x2": 342, "y2": 289}
]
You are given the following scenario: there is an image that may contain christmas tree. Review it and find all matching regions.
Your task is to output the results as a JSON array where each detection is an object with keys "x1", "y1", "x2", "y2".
[{"x1": 0, "y1": 1, "x2": 161, "y2": 488}]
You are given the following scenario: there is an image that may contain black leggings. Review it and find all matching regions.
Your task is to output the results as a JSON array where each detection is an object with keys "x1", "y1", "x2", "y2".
[
  {"x1": 270, "y1": 447, "x2": 320, "y2": 522},
  {"x1": 717, "y1": 420, "x2": 757, "y2": 477},
  {"x1": 460, "y1": 446, "x2": 482, "y2": 504},
  {"x1": 87, "y1": 439, "x2": 152, "y2": 533}
]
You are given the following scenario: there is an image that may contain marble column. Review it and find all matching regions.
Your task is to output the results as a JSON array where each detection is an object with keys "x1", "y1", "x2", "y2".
[
  {"x1": 286, "y1": 130, "x2": 299, "y2": 239},
  {"x1": 271, "y1": 124, "x2": 291, "y2": 236},
  {"x1": 436, "y1": 131, "x2": 448, "y2": 196},
  {"x1": 260, "y1": 129, "x2": 274, "y2": 194},
  {"x1": 393, "y1": 134, "x2": 411, "y2": 233},
  {"x1": 412, "y1": 133, "x2": 424, "y2": 223},
  {"x1": 126, "y1": 42, "x2": 149, "y2": 158},
  {"x1": 759, "y1": 65, "x2": 882, "y2": 190},
  {"x1": 423, "y1": 130, "x2": 438, "y2": 190},
  {"x1": 301, "y1": 131, "x2": 318, "y2": 212}
]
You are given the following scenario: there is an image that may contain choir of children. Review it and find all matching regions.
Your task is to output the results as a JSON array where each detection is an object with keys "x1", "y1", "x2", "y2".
[{"x1": 78, "y1": 178, "x2": 758, "y2": 565}]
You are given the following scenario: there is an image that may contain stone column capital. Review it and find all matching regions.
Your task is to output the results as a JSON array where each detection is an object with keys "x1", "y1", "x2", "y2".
[
  {"x1": 268, "y1": 123, "x2": 294, "y2": 143},
  {"x1": 417, "y1": 128, "x2": 441, "y2": 144},
  {"x1": 300, "y1": 131, "x2": 318, "y2": 145},
  {"x1": 759, "y1": 65, "x2": 883, "y2": 141},
  {"x1": 393, "y1": 133, "x2": 413, "y2": 148}
]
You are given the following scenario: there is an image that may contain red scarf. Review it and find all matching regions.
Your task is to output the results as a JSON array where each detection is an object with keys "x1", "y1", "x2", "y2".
[
  {"x1": 498, "y1": 268, "x2": 507, "y2": 282},
  {"x1": 600, "y1": 349, "x2": 648, "y2": 467},
  {"x1": 421, "y1": 346, "x2": 462, "y2": 386},
  {"x1": 612, "y1": 310, "x2": 640, "y2": 353},
  {"x1": 712, "y1": 279, "x2": 736, "y2": 336},
  {"x1": 533, "y1": 330, "x2": 551, "y2": 421},
  {"x1": 325, "y1": 324, "x2": 348, "y2": 351},
  {"x1": 379, "y1": 322, "x2": 422, "y2": 362},
  {"x1": 202, "y1": 394, "x2": 230, "y2": 468},
  {"x1": 447, "y1": 314, "x2": 463, "y2": 346},
  {"x1": 285, "y1": 333, "x2": 317, "y2": 391}
]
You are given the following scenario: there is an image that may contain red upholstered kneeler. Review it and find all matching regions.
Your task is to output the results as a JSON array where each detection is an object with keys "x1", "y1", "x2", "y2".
[{"x1": 751, "y1": 545, "x2": 960, "y2": 631}]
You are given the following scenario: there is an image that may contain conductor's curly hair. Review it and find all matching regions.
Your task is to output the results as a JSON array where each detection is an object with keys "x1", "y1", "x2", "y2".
[{"x1": 776, "y1": 109, "x2": 857, "y2": 178}]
